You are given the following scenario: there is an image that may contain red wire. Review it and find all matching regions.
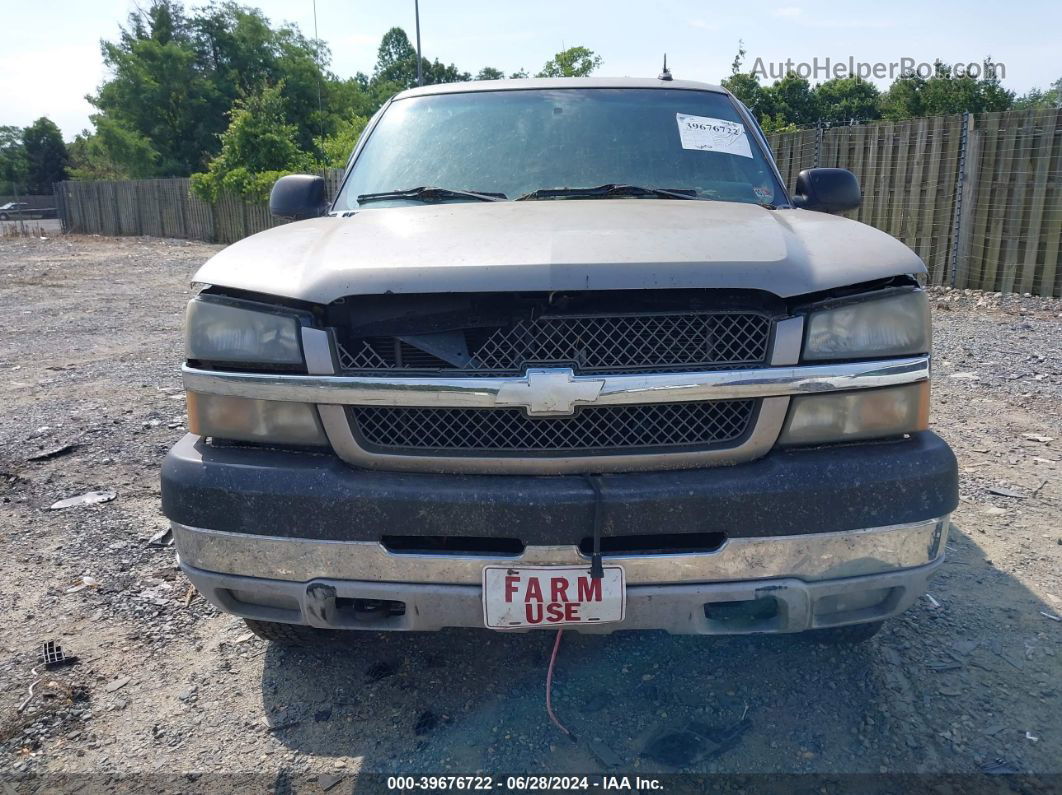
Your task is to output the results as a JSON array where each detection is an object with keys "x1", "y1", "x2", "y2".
[{"x1": 546, "y1": 629, "x2": 576, "y2": 741}]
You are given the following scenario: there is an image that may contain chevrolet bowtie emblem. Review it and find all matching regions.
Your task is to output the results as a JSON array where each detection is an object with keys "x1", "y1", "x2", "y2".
[{"x1": 495, "y1": 368, "x2": 605, "y2": 416}]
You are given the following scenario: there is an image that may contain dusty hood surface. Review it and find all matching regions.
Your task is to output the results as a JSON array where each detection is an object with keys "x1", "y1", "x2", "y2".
[{"x1": 193, "y1": 200, "x2": 924, "y2": 303}]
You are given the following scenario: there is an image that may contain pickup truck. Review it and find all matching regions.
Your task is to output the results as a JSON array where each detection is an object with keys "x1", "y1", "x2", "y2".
[{"x1": 161, "y1": 77, "x2": 958, "y2": 645}]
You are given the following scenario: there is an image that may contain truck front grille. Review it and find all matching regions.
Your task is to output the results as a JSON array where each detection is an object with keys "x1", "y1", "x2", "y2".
[
  {"x1": 348, "y1": 399, "x2": 757, "y2": 455},
  {"x1": 336, "y1": 311, "x2": 772, "y2": 375}
]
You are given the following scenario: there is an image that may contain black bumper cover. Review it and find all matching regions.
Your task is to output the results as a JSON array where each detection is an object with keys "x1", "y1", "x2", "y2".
[{"x1": 161, "y1": 432, "x2": 958, "y2": 544}]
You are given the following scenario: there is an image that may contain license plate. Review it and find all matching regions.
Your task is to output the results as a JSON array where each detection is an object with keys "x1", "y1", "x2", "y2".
[{"x1": 482, "y1": 565, "x2": 625, "y2": 629}]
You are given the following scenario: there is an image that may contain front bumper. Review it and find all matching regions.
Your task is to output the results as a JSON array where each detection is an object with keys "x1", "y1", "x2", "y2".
[
  {"x1": 162, "y1": 431, "x2": 958, "y2": 543},
  {"x1": 178, "y1": 549, "x2": 945, "y2": 635},
  {"x1": 163, "y1": 429, "x2": 957, "y2": 634}
]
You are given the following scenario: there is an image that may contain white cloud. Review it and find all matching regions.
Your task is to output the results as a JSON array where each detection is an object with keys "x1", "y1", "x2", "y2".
[
  {"x1": 773, "y1": 7, "x2": 804, "y2": 17},
  {"x1": 805, "y1": 18, "x2": 897, "y2": 29},
  {"x1": 688, "y1": 19, "x2": 719, "y2": 30}
]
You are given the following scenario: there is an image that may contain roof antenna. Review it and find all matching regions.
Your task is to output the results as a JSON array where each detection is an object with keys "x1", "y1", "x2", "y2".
[{"x1": 658, "y1": 54, "x2": 673, "y2": 81}]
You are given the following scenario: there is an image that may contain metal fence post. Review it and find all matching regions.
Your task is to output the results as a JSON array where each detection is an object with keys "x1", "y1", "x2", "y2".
[
  {"x1": 948, "y1": 111, "x2": 971, "y2": 286},
  {"x1": 814, "y1": 122, "x2": 823, "y2": 168}
]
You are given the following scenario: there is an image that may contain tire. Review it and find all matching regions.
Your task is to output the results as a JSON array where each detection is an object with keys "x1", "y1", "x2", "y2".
[
  {"x1": 0, "y1": 214, "x2": 8, "y2": 221},
  {"x1": 803, "y1": 620, "x2": 884, "y2": 644},
  {"x1": 243, "y1": 618, "x2": 331, "y2": 645}
]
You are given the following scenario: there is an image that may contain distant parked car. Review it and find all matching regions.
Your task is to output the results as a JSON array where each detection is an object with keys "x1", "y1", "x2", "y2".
[{"x1": 0, "y1": 202, "x2": 57, "y2": 220}]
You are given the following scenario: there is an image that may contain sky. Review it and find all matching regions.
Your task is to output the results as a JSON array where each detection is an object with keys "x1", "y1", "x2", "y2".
[{"x1": 2, "y1": 0, "x2": 1059, "y2": 140}]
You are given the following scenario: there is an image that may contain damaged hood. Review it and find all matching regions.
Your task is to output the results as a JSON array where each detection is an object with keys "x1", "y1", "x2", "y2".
[{"x1": 193, "y1": 200, "x2": 924, "y2": 303}]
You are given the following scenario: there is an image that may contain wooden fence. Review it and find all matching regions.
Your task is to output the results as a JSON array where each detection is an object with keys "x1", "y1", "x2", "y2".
[
  {"x1": 56, "y1": 107, "x2": 1062, "y2": 295},
  {"x1": 56, "y1": 171, "x2": 346, "y2": 245},
  {"x1": 768, "y1": 107, "x2": 1062, "y2": 297}
]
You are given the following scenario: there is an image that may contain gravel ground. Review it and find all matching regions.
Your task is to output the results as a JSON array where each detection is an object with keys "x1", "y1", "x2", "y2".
[{"x1": 0, "y1": 235, "x2": 1060, "y2": 788}]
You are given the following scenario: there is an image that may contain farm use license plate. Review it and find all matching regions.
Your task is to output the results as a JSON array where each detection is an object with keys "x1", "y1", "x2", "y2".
[{"x1": 482, "y1": 565, "x2": 626, "y2": 629}]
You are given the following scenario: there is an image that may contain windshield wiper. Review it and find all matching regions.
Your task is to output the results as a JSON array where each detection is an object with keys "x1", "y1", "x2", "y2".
[
  {"x1": 357, "y1": 186, "x2": 508, "y2": 204},
  {"x1": 515, "y1": 184, "x2": 701, "y2": 201}
]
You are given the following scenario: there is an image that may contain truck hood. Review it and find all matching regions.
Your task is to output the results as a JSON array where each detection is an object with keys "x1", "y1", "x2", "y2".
[{"x1": 193, "y1": 200, "x2": 924, "y2": 303}]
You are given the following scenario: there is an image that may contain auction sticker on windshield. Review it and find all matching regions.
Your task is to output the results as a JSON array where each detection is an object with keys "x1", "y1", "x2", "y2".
[
  {"x1": 676, "y1": 113, "x2": 753, "y2": 158},
  {"x1": 482, "y1": 565, "x2": 625, "y2": 629}
]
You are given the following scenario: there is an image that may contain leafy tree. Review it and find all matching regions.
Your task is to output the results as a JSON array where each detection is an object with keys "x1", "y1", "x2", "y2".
[
  {"x1": 814, "y1": 77, "x2": 881, "y2": 125},
  {"x1": 21, "y1": 117, "x2": 70, "y2": 193},
  {"x1": 880, "y1": 59, "x2": 1013, "y2": 119},
  {"x1": 1014, "y1": 77, "x2": 1062, "y2": 109},
  {"x1": 84, "y1": 4, "x2": 608, "y2": 190},
  {"x1": 721, "y1": 43, "x2": 775, "y2": 121},
  {"x1": 372, "y1": 27, "x2": 470, "y2": 90},
  {"x1": 476, "y1": 67, "x2": 505, "y2": 81},
  {"x1": 759, "y1": 114, "x2": 798, "y2": 134},
  {"x1": 373, "y1": 27, "x2": 418, "y2": 87},
  {"x1": 68, "y1": 118, "x2": 159, "y2": 180},
  {"x1": 92, "y1": 0, "x2": 217, "y2": 176},
  {"x1": 537, "y1": 47, "x2": 602, "y2": 78},
  {"x1": 186, "y1": 2, "x2": 339, "y2": 153},
  {"x1": 91, "y1": 1, "x2": 349, "y2": 175},
  {"x1": 0, "y1": 126, "x2": 28, "y2": 195},
  {"x1": 509, "y1": 68, "x2": 529, "y2": 79},
  {"x1": 766, "y1": 72, "x2": 819, "y2": 126},
  {"x1": 315, "y1": 114, "x2": 369, "y2": 168},
  {"x1": 190, "y1": 82, "x2": 311, "y2": 201}
]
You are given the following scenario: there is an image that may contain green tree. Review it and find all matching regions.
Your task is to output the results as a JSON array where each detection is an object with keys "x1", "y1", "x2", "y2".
[
  {"x1": 1014, "y1": 77, "x2": 1061, "y2": 109},
  {"x1": 190, "y1": 82, "x2": 310, "y2": 201},
  {"x1": 68, "y1": 118, "x2": 160, "y2": 180},
  {"x1": 880, "y1": 59, "x2": 1013, "y2": 119},
  {"x1": 82, "y1": 5, "x2": 604, "y2": 184},
  {"x1": 372, "y1": 27, "x2": 470, "y2": 90},
  {"x1": 91, "y1": 1, "x2": 348, "y2": 175},
  {"x1": 537, "y1": 46, "x2": 602, "y2": 78},
  {"x1": 476, "y1": 67, "x2": 505, "y2": 81},
  {"x1": 21, "y1": 117, "x2": 70, "y2": 193},
  {"x1": 373, "y1": 27, "x2": 418, "y2": 87},
  {"x1": 720, "y1": 41, "x2": 775, "y2": 121},
  {"x1": 759, "y1": 114, "x2": 798, "y2": 134},
  {"x1": 765, "y1": 72, "x2": 819, "y2": 126},
  {"x1": 315, "y1": 114, "x2": 369, "y2": 168},
  {"x1": 0, "y1": 126, "x2": 28, "y2": 195},
  {"x1": 91, "y1": 0, "x2": 217, "y2": 176},
  {"x1": 814, "y1": 77, "x2": 881, "y2": 124}
]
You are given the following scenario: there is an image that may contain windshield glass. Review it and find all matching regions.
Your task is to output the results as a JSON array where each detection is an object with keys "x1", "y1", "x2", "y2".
[{"x1": 334, "y1": 88, "x2": 786, "y2": 209}]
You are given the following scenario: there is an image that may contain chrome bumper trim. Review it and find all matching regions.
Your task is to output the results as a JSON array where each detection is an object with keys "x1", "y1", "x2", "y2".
[
  {"x1": 182, "y1": 561, "x2": 942, "y2": 634},
  {"x1": 172, "y1": 517, "x2": 949, "y2": 587},
  {"x1": 182, "y1": 356, "x2": 930, "y2": 410}
]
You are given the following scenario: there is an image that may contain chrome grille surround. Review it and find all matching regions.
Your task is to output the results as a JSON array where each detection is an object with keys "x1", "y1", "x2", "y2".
[{"x1": 349, "y1": 399, "x2": 757, "y2": 455}]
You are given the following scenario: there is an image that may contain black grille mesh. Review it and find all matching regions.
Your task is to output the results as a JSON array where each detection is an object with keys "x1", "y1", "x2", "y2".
[
  {"x1": 349, "y1": 400, "x2": 756, "y2": 454},
  {"x1": 337, "y1": 312, "x2": 772, "y2": 374}
]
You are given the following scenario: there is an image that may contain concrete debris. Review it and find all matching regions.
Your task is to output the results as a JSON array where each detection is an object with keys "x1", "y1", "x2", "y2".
[{"x1": 49, "y1": 490, "x2": 116, "y2": 510}]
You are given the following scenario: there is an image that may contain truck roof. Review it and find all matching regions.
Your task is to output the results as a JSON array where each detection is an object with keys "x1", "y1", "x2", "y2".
[{"x1": 395, "y1": 76, "x2": 729, "y2": 101}]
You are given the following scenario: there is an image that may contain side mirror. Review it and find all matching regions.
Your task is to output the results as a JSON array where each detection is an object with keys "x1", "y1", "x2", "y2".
[
  {"x1": 269, "y1": 174, "x2": 327, "y2": 220},
  {"x1": 792, "y1": 168, "x2": 861, "y2": 213}
]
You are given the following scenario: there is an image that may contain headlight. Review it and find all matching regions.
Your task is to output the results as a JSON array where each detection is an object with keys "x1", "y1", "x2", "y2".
[
  {"x1": 185, "y1": 296, "x2": 323, "y2": 446},
  {"x1": 186, "y1": 393, "x2": 328, "y2": 447},
  {"x1": 803, "y1": 291, "x2": 930, "y2": 360},
  {"x1": 185, "y1": 296, "x2": 304, "y2": 366},
  {"x1": 779, "y1": 383, "x2": 929, "y2": 446}
]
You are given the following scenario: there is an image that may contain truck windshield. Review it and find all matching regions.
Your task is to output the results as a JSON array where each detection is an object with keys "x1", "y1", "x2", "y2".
[{"x1": 334, "y1": 88, "x2": 786, "y2": 209}]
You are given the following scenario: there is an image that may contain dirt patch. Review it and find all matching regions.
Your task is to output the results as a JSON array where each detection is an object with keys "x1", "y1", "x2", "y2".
[{"x1": 0, "y1": 236, "x2": 1059, "y2": 781}]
